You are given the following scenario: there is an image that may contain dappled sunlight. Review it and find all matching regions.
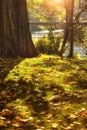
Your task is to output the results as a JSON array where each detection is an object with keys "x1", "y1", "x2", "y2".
[
  {"x1": 4, "y1": 54, "x2": 87, "y2": 91},
  {"x1": 0, "y1": 0, "x2": 87, "y2": 129},
  {"x1": 0, "y1": 55, "x2": 87, "y2": 129}
]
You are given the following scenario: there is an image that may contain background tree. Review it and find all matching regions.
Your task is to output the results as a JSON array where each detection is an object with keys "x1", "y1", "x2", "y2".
[
  {"x1": 59, "y1": 0, "x2": 74, "y2": 57},
  {"x1": 59, "y1": 0, "x2": 87, "y2": 57},
  {"x1": 27, "y1": 0, "x2": 87, "y2": 57},
  {"x1": 0, "y1": 0, "x2": 38, "y2": 57},
  {"x1": 68, "y1": 0, "x2": 74, "y2": 57}
]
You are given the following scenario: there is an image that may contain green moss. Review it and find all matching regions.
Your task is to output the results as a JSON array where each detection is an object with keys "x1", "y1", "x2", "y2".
[{"x1": 0, "y1": 55, "x2": 87, "y2": 129}]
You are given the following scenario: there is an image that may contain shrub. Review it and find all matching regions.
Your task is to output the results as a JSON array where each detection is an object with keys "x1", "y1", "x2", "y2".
[
  {"x1": 35, "y1": 33, "x2": 62, "y2": 54},
  {"x1": 35, "y1": 37, "x2": 49, "y2": 54}
]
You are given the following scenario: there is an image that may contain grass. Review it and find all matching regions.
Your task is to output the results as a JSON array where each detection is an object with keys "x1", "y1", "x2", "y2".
[{"x1": 0, "y1": 54, "x2": 87, "y2": 130}]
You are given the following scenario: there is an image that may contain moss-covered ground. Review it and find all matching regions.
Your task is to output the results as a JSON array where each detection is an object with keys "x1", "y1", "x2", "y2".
[{"x1": 0, "y1": 55, "x2": 87, "y2": 130}]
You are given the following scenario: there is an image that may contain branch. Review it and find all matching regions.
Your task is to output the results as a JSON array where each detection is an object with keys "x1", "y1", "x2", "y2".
[{"x1": 74, "y1": 2, "x2": 87, "y2": 23}]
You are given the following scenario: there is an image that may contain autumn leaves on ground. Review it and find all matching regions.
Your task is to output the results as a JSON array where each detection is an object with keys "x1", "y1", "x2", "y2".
[{"x1": 0, "y1": 55, "x2": 87, "y2": 130}]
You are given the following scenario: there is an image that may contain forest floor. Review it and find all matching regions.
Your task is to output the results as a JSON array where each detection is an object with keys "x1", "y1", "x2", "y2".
[{"x1": 0, "y1": 55, "x2": 87, "y2": 130}]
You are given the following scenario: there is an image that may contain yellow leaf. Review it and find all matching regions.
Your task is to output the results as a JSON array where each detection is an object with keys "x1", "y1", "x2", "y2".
[{"x1": 52, "y1": 123, "x2": 58, "y2": 128}]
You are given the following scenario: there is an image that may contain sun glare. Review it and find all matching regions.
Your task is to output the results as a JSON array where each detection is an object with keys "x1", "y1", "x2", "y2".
[
  {"x1": 54, "y1": 0, "x2": 62, "y2": 2},
  {"x1": 53, "y1": 0, "x2": 64, "y2": 7},
  {"x1": 53, "y1": 0, "x2": 63, "y2": 6}
]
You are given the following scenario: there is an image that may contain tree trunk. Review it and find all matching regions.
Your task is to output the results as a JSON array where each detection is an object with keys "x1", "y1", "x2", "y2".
[
  {"x1": 59, "y1": 21, "x2": 69, "y2": 56},
  {"x1": 59, "y1": 0, "x2": 74, "y2": 57},
  {"x1": 0, "y1": 0, "x2": 38, "y2": 57},
  {"x1": 68, "y1": 0, "x2": 74, "y2": 58},
  {"x1": 59, "y1": 0, "x2": 70, "y2": 56}
]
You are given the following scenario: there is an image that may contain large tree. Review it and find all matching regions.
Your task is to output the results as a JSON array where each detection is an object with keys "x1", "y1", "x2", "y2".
[{"x1": 0, "y1": 0, "x2": 38, "y2": 57}]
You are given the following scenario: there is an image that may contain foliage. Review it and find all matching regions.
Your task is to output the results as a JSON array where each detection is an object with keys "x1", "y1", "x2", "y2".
[
  {"x1": 35, "y1": 37, "x2": 49, "y2": 53},
  {"x1": 83, "y1": 27, "x2": 87, "y2": 55},
  {"x1": 35, "y1": 33, "x2": 62, "y2": 54},
  {"x1": 0, "y1": 55, "x2": 87, "y2": 129},
  {"x1": 73, "y1": 52, "x2": 81, "y2": 60},
  {"x1": 27, "y1": 0, "x2": 87, "y2": 57},
  {"x1": 27, "y1": 0, "x2": 43, "y2": 22},
  {"x1": 40, "y1": 0, "x2": 65, "y2": 21},
  {"x1": 74, "y1": 25, "x2": 87, "y2": 55},
  {"x1": 27, "y1": 0, "x2": 65, "y2": 22}
]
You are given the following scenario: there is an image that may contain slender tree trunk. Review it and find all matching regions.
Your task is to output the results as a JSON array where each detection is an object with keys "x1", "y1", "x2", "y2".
[
  {"x1": 59, "y1": 22, "x2": 69, "y2": 56},
  {"x1": 0, "y1": 0, "x2": 38, "y2": 57},
  {"x1": 59, "y1": 0, "x2": 74, "y2": 57},
  {"x1": 59, "y1": 0, "x2": 70, "y2": 56},
  {"x1": 68, "y1": 24, "x2": 74, "y2": 57},
  {"x1": 68, "y1": 0, "x2": 74, "y2": 57}
]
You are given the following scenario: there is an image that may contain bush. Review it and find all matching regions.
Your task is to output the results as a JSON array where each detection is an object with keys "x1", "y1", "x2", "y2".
[
  {"x1": 35, "y1": 37, "x2": 49, "y2": 54},
  {"x1": 35, "y1": 33, "x2": 62, "y2": 54},
  {"x1": 73, "y1": 52, "x2": 81, "y2": 59}
]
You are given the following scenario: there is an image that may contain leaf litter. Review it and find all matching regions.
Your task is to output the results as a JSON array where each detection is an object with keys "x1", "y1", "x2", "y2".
[{"x1": 0, "y1": 55, "x2": 87, "y2": 129}]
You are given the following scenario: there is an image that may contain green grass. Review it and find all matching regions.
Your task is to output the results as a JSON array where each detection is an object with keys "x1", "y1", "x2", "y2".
[{"x1": 0, "y1": 55, "x2": 87, "y2": 130}]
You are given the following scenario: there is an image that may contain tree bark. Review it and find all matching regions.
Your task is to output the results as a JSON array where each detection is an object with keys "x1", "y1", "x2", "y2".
[
  {"x1": 59, "y1": 0, "x2": 74, "y2": 57},
  {"x1": 0, "y1": 0, "x2": 38, "y2": 57},
  {"x1": 59, "y1": 0, "x2": 70, "y2": 56},
  {"x1": 68, "y1": 0, "x2": 74, "y2": 57}
]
